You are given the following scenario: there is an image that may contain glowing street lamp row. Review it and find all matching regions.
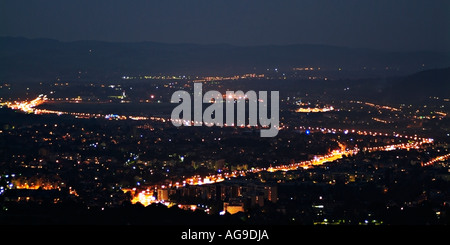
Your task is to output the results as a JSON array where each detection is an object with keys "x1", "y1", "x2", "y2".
[{"x1": 422, "y1": 153, "x2": 450, "y2": 167}]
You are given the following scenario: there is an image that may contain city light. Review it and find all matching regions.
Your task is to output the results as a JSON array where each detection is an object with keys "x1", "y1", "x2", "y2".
[
  {"x1": 422, "y1": 153, "x2": 450, "y2": 167},
  {"x1": 5, "y1": 94, "x2": 47, "y2": 113},
  {"x1": 296, "y1": 106, "x2": 334, "y2": 113}
]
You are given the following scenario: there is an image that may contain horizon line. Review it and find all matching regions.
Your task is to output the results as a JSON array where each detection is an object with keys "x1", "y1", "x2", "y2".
[{"x1": 1, "y1": 35, "x2": 448, "y2": 53}]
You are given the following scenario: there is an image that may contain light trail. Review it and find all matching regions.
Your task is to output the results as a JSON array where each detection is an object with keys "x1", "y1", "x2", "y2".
[
  {"x1": 126, "y1": 143, "x2": 358, "y2": 206},
  {"x1": 3, "y1": 96, "x2": 435, "y2": 145},
  {"x1": 422, "y1": 153, "x2": 450, "y2": 167},
  {"x1": 127, "y1": 137, "x2": 437, "y2": 206},
  {"x1": 295, "y1": 125, "x2": 433, "y2": 143},
  {"x1": 364, "y1": 102, "x2": 400, "y2": 112},
  {"x1": 295, "y1": 106, "x2": 334, "y2": 113},
  {"x1": 4, "y1": 94, "x2": 47, "y2": 113}
]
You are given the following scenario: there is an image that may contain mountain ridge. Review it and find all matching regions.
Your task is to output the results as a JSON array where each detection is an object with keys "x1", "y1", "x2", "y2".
[{"x1": 1, "y1": 36, "x2": 449, "y2": 81}]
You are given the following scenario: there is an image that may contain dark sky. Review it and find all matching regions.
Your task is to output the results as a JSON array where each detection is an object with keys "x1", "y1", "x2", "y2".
[{"x1": 1, "y1": 0, "x2": 449, "y2": 51}]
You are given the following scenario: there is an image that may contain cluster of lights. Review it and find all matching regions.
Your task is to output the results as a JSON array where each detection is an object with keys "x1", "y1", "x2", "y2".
[
  {"x1": 126, "y1": 131, "x2": 436, "y2": 206},
  {"x1": 422, "y1": 153, "x2": 450, "y2": 167},
  {"x1": 296, "y1": 126, "x2": 433, "y2": 142},
  {"x1": 5, "y1": 96, "x2": 443, "y2": 208},
  {"x1": 193, "y1": 73, "x2": 264, "y2": 83},
  {"x1": 14, "y1": 183, "x2": 60, "y2": 190},
  {"x1": 265, "y1": 143, "x2": 357, "y2": 172},
  {"x1": 295, "y1": 106, "x2": 334, "y2": 113},
  {"x1": 4, "y1": 94, "x2": 47, "y2": 113},
  {"x1": 0, "y1": 174, "x2": 15, "y2": 193},
  {"x1": 372, "y1": 117, "x2": 392, "y2": 124},
  {"x1": 0, "y1": 175, "x2": 79, "y2": 196},
  {"x1": 364, "y1": 102, "x2": 400, "y2": 112},
  {"x1": 126, "y1": 143, "x2": 355, "y2": 206},
  {"x1": 4, "y1": 95, "x2": 155, "y2": 122},
  {"x1": 7, "y1": 96, "x2": 273, "y2": 132},
  {"x1": 9, "y1": 96, "x2": 278, "y2": 131},
  {"x1": 362, "y1": 138, "x2": 433, "y2": 153}
]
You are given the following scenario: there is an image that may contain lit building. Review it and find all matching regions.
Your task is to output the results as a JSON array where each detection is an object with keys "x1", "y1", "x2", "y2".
[
  {"x1": 223, "y1": 199, "x2": 245, "y2": 215},
  {"x1": 264, "y1": 185, "x2": 278, "y2": 203},
  {"x1": 157, "y1": 188, "x2": 169, "y2": 201}
]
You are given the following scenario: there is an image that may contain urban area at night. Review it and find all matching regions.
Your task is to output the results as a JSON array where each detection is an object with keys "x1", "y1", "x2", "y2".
[{"x1": 1, "y1": 0, "x2": 449, "y2": 242}]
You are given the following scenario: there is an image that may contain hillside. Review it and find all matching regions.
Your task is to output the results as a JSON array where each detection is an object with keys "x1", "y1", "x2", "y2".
[
  {"x1": 1, "y1": 37, "x2": 449, "y2": 81},
  {"x1": 382, "y1": 67, "x2": 450, "y2": 103}
]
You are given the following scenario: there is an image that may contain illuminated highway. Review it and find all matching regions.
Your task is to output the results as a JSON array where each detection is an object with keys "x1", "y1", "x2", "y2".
[
  {"x1": 2, "y1": 94, "x2": 47, "y2": 113},
  {"x1": 127, "y1": 134, "x2": 440, "y2": 207},
  {"x1": 1, "y1": 96, "x2": 436, "y2": 144},
  {"x1": 295, "y1": 106, "x2": 334, "y2": 113},
  {"x1": 125, "y1": 143, "x2": 357, "y2": 206},
  {"x1": 126, "y1": 138, "x2": 436, "y2": 206}
]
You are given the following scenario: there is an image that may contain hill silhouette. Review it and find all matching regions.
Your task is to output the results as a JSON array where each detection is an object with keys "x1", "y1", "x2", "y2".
[
  {"x1": 1, "y1": 37, "x2": 449, "y2": 81},
  {"x1": 382, "y1": 67, "x2": 450, "y2": 103}
]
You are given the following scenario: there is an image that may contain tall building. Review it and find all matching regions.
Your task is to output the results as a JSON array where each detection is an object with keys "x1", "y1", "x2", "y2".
[
  {"x1": 157, "y1": 189, "x2": 169, "y2": 201},
  {"x1": 264, "y1": 185, "x2": 278, "y2": 203}
]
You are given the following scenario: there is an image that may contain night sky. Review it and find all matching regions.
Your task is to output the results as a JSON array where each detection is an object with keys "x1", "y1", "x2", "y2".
[{"x1": 1, "y1": 0, "x2": 449, "y2": 51}]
